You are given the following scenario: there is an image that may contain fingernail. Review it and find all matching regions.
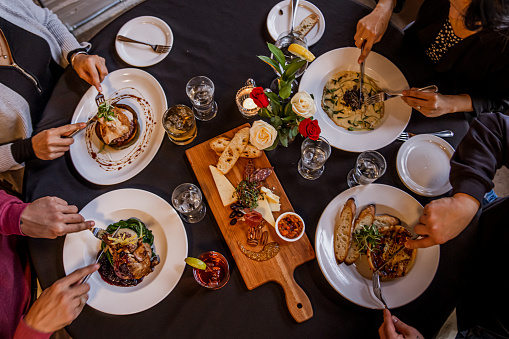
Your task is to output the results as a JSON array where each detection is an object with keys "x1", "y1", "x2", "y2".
[{"x1": 392, "y1": 316, "x2": 398, "y2": 323}]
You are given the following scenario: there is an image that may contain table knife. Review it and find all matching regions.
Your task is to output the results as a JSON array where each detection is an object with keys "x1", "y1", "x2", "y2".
[
  {"x1": 82, "y1": 226, "x2": 121, "y2": 284},
  {"x1": 359, "y1": 39, "x2": 367, "y2": 104}
]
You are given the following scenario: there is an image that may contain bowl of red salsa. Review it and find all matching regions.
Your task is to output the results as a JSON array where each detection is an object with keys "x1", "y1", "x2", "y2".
[{"x1": 275, "y1": 212, "x2": 305, "y2": 242}]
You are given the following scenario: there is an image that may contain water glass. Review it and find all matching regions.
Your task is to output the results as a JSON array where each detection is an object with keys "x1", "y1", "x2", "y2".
[
  {"x1": 162, "y1": 104, "x2": 197, "y2": 145},
  {"x1": 347, "y1": 150, "x2": 387, "y2": 187},
  {"x1": 298, "y1": 137, "x2": 331, "y2": 180},
  {"x1": 186, "y1": 76, "x2": 218, "y2": 121},
  {"x1": 171, "y1": 183, "x2": 206, "y2": 223}
]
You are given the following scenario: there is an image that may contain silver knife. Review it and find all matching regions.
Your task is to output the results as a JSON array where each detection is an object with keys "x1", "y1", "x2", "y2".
[
  {"x1": 359, "y1": 40, "x2": 367, "y2": 105},
  {"x1": 65, "y1": 114, "x2": 98, "y2": 139},
  {"x1": 82, "y1": 226, "x2": 121, "y2": 284},
  {"x1": 374, "y1": 234, "x2": 420, "y2": 274}
]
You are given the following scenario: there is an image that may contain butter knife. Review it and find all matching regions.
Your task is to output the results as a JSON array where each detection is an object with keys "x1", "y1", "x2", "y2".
[
  {"x1": 82, "y1": 226, "x2": 121, "y2": 284},
  {"x1": 359, "y1": 39, "x2": 367, "y2": 104}
]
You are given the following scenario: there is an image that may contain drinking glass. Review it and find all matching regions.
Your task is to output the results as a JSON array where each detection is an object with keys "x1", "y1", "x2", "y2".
[
  {"x1": 347, "y1": 150, "x2": 387, "y2": 187},
  {"x1": 186, "y1": 76, "x2": 218, "y2": 121},
  {"x1": 193, "y1": 251, "x2": 230, "y2": 290},
  {"x1": 171, "y1": 183, "x2": 206, "y2": 223},
  {"x1": 162, "y1": 104, "x2": 197, "y2": 145},
  {"x1": 298, "y1": 137, "x2": 331, "y2": 180}
]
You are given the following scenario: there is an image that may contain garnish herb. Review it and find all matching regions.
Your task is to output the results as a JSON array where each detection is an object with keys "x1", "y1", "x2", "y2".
[
  {"x1": 353, "y1": 224, "x2": 382, "y2": 255},
  {"x1": 234, "y1": 180, "x2": 261, "y2": 209},
  {"x1": 97, "y1": 102, "x2": 116, "y2": 121}
]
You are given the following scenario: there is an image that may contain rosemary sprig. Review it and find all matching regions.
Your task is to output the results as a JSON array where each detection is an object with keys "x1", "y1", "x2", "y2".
[
  {"x1": 97, "y1": 102, "x2": 116, "y2": 121},
  {"x1": 234, "y1": 180, "x2": 261, "y2": 209},
  {"x1": 353, "y1": 224, "x2": 381, "y2": 255}
]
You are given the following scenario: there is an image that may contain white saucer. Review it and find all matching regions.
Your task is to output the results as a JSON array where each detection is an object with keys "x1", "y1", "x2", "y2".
[
  {"x1": 115, "y1": 16, "x2": 173, "y2": 67},
  {"x1": 396, "y1": 135, "x2": 455, "y2": 197},
  {"x1": 266, "y1": 0, "x2": 325, "y2": 46}
]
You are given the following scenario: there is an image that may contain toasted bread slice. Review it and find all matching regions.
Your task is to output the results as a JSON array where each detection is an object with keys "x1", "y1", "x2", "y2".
[
  {"x1": 217, "y1": 127, "x2": 250, "y2": 174},
  {"x1": 367, "y1": 225, "x2": 417, "y2": 279},
  {"x1": 334, "y1": 198, "x2": 356, "y2": 264},
  {"x1": 344, "y1": 204, "x2": 375, "y2": 265},
  {"x1": 295, "y1": 14, "x2": 319, "y2": 37},
  {"x1": 210, "y1": 136, "x2": 262, "y2": 158},
  {"x1": 373, "y1": 214, "x2": 400, "y2": 228}
]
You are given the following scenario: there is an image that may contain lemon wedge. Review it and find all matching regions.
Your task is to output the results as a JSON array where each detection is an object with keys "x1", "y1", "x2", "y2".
[
  {"x1": 185, "y1": 257, "x2": 207, "y2": 270},
  {"x1": 288, "y1": 44, "x2": 315, "y2": 62}
]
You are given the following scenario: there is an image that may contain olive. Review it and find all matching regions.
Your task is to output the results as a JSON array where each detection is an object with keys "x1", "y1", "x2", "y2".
[
  {"x1": 236, "y1": 211, "x2": 244, "y2": 218},
  {"x1": 229, "y1": 211, "x2": 237, "y2": 218},
  {"x1": 229, "y1": 218, "x2": 237, "y2": 225}
]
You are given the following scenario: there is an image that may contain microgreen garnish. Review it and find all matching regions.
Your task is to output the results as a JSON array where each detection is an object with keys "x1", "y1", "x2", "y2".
[
  {"x1": 353, "y1": 224, "x2": 382, "y2": 255},
  {"x1": 234, "y1": 180, "x2": 261, "y2": 209},
  {"x1": 97, "y1": 102, "x2": 116, "y2": 121}
]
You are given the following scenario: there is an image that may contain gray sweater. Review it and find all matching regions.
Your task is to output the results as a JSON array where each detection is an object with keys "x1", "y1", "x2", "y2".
[{"x1": 0, "y1": 0, "x2": 90, "y2": 192}]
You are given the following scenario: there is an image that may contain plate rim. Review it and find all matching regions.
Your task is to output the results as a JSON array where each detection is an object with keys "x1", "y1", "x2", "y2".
[
  {"x1": 314, "y1": 183, "x2": 440, "y2": 309},
  {"x1": 299, "y1": 47, "x2": 411, "y2": 152},
  {"x1": 69, "y1": 68, "x2": 167, "y2": 185},
  {"x1": 63, "y1": 188, "x2": 188, "y2": 315},
  {"x1": 266, "y1": 0, "x2": 326, "y2": 46},
  {"x1": 115, "y1": 15, "x2": 173, "y2": 67},
  {"x1": 396, "y1": 134, "x2": 454, "y2": 197}
]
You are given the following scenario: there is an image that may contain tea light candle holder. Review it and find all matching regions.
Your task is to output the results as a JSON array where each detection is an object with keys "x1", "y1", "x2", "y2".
[{"x1": 236, "y1": 78, "x2": 260, "y2": 119}]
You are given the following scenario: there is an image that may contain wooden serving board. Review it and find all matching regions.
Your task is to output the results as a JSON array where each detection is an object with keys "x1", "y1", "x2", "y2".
[{"x1": 186, "y1": 123, "x2": 315, "y2": 323}]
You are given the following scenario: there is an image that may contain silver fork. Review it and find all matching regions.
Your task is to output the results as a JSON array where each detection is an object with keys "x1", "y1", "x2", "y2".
[
  {"x1": 397, "y1": 129, "x2": 454, "y2": 142},
  {"x1": 372, "y1": 271, "x2": 388, "y2": 308},
  {"x1": 364, "y1": 85, "x2": 438, "y2": 106},
  {"x1": 66, "y1": 92, "x2": 105, "y2": 138},
  {"x1": 116, "y1": 35, "x2": 171, "y2": 53}
]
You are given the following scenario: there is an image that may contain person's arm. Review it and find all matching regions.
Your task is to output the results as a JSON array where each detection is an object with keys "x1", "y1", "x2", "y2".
[
  {"x1": 0, "y1": 143, "x2": 24, "y2": 172},
  {"x1": 379, "y1": 309, "x2": 424, "y2": 339},
  {"x1": 0, "y1": 190, "x2": 28, "y2": 235},
  {"x1": 401, "y1": 90, "x2": 473, "y2": 117}
]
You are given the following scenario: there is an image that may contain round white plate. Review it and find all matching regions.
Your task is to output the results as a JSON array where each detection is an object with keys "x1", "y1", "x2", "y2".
[
  {"x1": 397, "y1": 135, "x2": 454, "y2": 197},
  {"x1": 315, "y1": 184, "x2": 439, "y2": 309},
  {"x1": 63, "y1": 189, "x2": 188, "y2": 315},
  {"x1": 266, "y1": 0, "x2": 325, "y2": 46},
  {"x1": 299, "y1": 47, "x2": 411, "y2": 152},
  {"x1": 70, "y1": 68, "x2": 167, "y2": 185},
  {"x1": 115, "y1": 16, "x2": 173, "y2": 67}
]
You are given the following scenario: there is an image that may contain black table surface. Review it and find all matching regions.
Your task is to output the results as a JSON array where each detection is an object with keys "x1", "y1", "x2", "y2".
[{"x1": 25, "y1": 0, "x2": 473, "y2": 337}]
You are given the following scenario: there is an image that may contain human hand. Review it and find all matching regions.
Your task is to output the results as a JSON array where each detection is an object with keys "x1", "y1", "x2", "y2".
[
  {"x1": 20, "y1": 196, "x2": 94, "y2": 238},
  {"x1": 406, "y1": 193, "x2": 480, "y2": 249},
  {"x1": 31, "y1": 123, "x2": 86, "y2": 160},
  {"x1": 379, "y1": 309, "x2": 424, "y2": 339},
  {"x1": 24, "y1": 264, "x2": 99, "y2": 333},
  {"x1": 354, "y1": 0, "x2": 395, "y2": 64},
  {"x1": 72, "y1": 53, "x2": 108, "y2": 92},
  {"x1": 401, "y1": 89, "x2": 473, "y2": 117}
]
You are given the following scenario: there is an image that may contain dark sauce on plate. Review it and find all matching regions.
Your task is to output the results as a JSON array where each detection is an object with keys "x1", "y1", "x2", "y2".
[{"x1": 97, "y1": 252, "x2": 143, "y2": 287}]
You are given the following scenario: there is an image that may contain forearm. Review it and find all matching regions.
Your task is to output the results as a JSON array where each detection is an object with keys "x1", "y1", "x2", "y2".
[
  {"x1": 375, "y1": 0, "x2": 398, "y2": 12},
  {"x1": 446, "y1": 94, "x2": 473, "y2": 113},
  {"x1": 13, "y1": 318, "x2": 52, "y2": 339}
]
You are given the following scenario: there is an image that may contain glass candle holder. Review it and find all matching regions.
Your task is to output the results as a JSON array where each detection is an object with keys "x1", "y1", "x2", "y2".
[{"x1": 235, "y1": 78, "x2": 260, "y2": 119}]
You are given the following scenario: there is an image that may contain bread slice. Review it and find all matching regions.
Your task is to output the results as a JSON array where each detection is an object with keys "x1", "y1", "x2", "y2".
[
  {"x1": 334, "y1": 198, "x2": 356, "y2": 264},
  {"x1": 217, "y1": 127, "x2": 250, "y2": 174},
  {"x1": 367, "y1": 225, "x2": 417, "y2": 279},
  {"x1": 373, "y1": 214, "x2": 400, "y2": 228},
  {"x1": 295, "y1": 14, "x2": 319, "y2": 37},
  {"x1": 210, "y1": 136, "x2": 262, "y2": 158},
  {"x1": 344, "y1": 204, "x2": 375, "y2": 265}
]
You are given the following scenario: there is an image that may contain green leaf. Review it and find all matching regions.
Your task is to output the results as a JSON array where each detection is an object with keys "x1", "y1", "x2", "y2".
[
  {"x1": 279, "y1": 132, "x2": 289, "y2": 147},
  {"x1": 259, "y1": 107, "x2": 271, "y2": 119},
  {"x1": 265, "y1": 138, "x2": 279, "y2": 150},
  {"x1": 283, "y1": 60, "x2": 306, "y2": 79},
  {"x1": 267, "y1": 43, "x2": 285, "y2": 68},
  {"x1": 265, "y1": 91, "x2": 279, "y2": 103},
  {"x1": 292, "y1": 125, "x2": 299, "y2": 137},
  {"x1": 279, "y1": 83, "x2": 292, "y2": 100},
  {"x1": 283, "y1": 57, "x2": 301, "y2": 71},
  {"x1": 271, "y1": 116, "x2": 283, "y2": 128},
  {"x1": 284, "y1": 102, "x2": 294, "y2": 117},
  {"x1": 258, "y1": 55, "x2": 281, "y2": 75}
]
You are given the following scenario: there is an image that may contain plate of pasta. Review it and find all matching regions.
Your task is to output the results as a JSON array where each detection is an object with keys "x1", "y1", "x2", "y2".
[{"x1": 299, "y1": 47, "x2": 411, "y2": 152}]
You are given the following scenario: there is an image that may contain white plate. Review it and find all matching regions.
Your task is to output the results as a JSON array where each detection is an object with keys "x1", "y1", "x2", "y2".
[
  {"x1": 397, "y1": 135, "x2": 454, "y2": 197},
  {"x1": 299, "y1": 47, "x2": 411, "y2": 152},
  {"x1": 266, "y1": 0, "x2": 325, "y2": 46},
  {"x1": 70, "y1": 68, "x2": 166, "y2": 185},
  {"x1": 115, "y1": 16, "x2": 173, "y2": 67},
  {"x1": 63, "y1": 188, "x2": 187, "y2": 315},
  {"x1": 315, "y1": 184, "x2": 439, "y2": 309}
]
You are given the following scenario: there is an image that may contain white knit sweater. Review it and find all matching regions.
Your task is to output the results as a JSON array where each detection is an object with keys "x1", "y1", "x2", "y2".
[{"x1": 0, "y1": 0, "x2": 90, "y2": 192}]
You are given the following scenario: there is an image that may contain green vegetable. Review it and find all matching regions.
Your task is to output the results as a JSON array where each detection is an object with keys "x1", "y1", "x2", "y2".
[
  {"x1": 97, "y1": 102, "x2": 116, "y2": 121},
  {"x1": 353, "y1": 224, "x2": 381, "y2": 255},
  {"x1": 234, "y1": 180, "x2": 261, "y2": 209}
]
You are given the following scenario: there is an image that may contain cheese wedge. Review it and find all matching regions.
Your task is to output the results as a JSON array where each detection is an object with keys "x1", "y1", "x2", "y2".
[
  {"x1": 254, "y1": 195, "x2": 275, "y2": 227},
  {"x1": 209, "y1": 165, "x2": 237, "y2": 206},
  {"x1": 260, "y1": 187, "x2": 280, "y2": 212}
]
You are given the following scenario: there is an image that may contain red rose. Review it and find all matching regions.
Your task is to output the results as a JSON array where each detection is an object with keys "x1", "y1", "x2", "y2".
[
  {"x1": 250, "y1": 87, "x2": 270, "y2": 108},
  {"x1": 299, "y1": 118, "x2": 321, "y2": 141}
]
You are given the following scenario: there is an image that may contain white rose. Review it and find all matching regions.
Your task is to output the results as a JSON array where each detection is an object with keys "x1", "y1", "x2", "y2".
[
  {"x1": 250, "y1": 120, "x2": 277, "y2": 150},
  {"x1": 291, "y1": 91, "x2": 316, "y2": 118}
]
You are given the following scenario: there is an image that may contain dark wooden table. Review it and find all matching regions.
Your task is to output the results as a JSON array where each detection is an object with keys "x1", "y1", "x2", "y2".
[{"x1": 25, "y1": 0, "x2": 472, "y2": 337}]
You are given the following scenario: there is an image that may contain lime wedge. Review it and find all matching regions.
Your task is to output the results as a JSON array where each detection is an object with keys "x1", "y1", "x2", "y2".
[
  {"x1": 288, "y1": 44, "x2": 316, "y2": 62},
  {"x1": 185, "y1": 257, "x2": 207, "y2": 270}
]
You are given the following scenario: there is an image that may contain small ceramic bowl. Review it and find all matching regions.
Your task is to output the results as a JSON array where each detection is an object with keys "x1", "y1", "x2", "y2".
[{"x1": 275, "y1": 212, "x2": 305, "y2": 242}]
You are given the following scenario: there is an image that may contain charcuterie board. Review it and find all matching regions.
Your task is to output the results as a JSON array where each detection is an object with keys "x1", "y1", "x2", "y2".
[{"x1": 186, "y1": 123, "x2": 315, "y2": 323}]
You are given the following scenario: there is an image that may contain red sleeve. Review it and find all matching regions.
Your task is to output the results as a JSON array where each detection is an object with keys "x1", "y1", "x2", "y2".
[
  {"x1": 13, "y1": 317, "x2": 52, "y2": 339},
  {"x1": 0, "y1": 191, "x2": 29, "y2": 236}
]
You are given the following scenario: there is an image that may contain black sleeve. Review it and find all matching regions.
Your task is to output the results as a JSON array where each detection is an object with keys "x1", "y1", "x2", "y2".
[
  {"x1": 450, "y1": 112, "x2": 509, "y2": 203},
  {"x1": 10, "y1": 138, "x2": 36, "y2": 164},
  {"x1": 66, "y1": 47, "x2": 88, "y2": 65}
]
